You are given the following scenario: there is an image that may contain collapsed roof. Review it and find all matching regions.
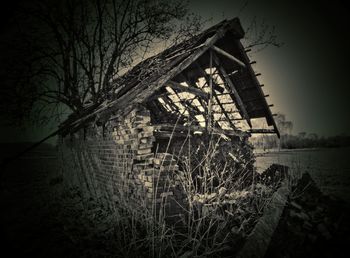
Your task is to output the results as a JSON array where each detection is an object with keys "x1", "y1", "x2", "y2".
[{"x1": 61, "y1": 18, "x2": 279, "y2": 137}]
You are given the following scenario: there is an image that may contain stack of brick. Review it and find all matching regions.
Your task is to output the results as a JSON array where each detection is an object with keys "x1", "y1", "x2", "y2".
[
  {"x1": 107, "y1": 107, "x2": 153, "y2": 207},
  {"x1": 59, "y1": 105, "x2": 188, "y2": 222}
]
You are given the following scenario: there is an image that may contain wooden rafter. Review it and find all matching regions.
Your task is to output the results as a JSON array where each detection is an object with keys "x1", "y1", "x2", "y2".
[
  {"x1": 212, "y1": 101, "x2": 234, "y2": 105},
  {"x1": 217, "y1": 118, "x2": 245, "y2": 122},
  {"x1": 244, "y1": 95, "x2": 270, "y2": 103},
  {"x1": 212, "y1": 52, "x2": 252, "y2": 128},
  {"x1": 216, "y1": 93, "x2": 231, "y2": 96},
  {"x1": 212, "y1": 91, "x2": 236, "y2": 129},
  {"x1": 248, "y1": 129, "x2": 276, "y2": 134},
  {"x1": 163, "y1": 95, "x2": 181, "y2": 113},
  {"x1": 185, "y1": 64, "x2": 211, "y2": 128},
  {"x1": 147, "y1": 91, "x2": 170, "y2": 102},
  {"x1": 211, "y1": 45, "x2": 246, "y2": 68},
  {"x1": 152, "y1": 98, "x2": 172, "y2": 113},
  {"x1": 247, "y1": 105, "x2": 274, "y2": 115},
  {"x1": 168, "y1": 83, "x2": 205, "y2": 120},
  {"x1": 193, "y1": 61, "x2": 236, "y2": 130},
  {"x1": 212, "y1": 110, "x2": 239, "y2": 114},
  {"x1": 208, "y1": 50, "x2": 213, "y2": 130},
  {"x1": 167, "y1": 81, "x2": 208, "y2": 100},
  {"x1": 234, "y1": 39, "x2": 280, "y2": 137},
  {"x1": 241, "y1": 84, "x2": 265, "y2": 92},
  {"x1": 172, "y1": 97, "x2": 196, "y2": 103},
  {"x1": 61, "y1": 18, "x2": 279, "y2": 139},
  {"x1": 180, "y1": 74, "x2": 208, "y2": 114},
  {"x1": 147, "y1": 100, "x2": 175, "y2": 124},
  {"x1": 94, "y1": 22, "x2": 229, "y2": 124}
]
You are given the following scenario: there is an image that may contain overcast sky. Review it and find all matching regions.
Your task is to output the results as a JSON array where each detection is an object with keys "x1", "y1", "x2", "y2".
[{"x1": 1, "y1": 0, "x2": 349, "y2": 143}]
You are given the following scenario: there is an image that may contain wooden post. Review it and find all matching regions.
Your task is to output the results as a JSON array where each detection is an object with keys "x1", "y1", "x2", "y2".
[{"x1": 208, "y1": 50, "x2": 213, "y2": 132}]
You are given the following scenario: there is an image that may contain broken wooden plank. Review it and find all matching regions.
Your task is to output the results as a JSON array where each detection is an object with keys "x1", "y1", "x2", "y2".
[{"x1": 237, "y1": 176, "x2": 290, "y2": 258}]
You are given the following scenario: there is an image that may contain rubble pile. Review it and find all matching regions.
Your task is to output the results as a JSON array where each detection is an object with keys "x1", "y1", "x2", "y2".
[{"x1": 266, "y1": 172, "x2": 350, "y2": 258}]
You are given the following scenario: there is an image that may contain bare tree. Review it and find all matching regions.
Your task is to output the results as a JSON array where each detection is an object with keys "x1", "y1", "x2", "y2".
[
  {"x1": 242, "y1": 15, "x2": 284, "y2": 53},
  {"x1": 0, "y1": 0, "x2": 201, "y2": 125},
  {"x1": 274, "y1": 113, "x2": 293, "y2": 136}
]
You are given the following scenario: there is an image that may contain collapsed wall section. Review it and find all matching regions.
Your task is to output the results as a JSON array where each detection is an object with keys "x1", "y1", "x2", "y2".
[{"x1": 59, "y1": 105, "x2": 186, "y2": 221}]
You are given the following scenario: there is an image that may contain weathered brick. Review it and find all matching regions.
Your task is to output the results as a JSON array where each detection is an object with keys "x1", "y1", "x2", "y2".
[
  {"x1": 135, "y1": 153, "x2": 154, "y2": 161},
  {"x1": 59, "y1": 105, "x2": 186, "y2": 220},
  {"x1": 137, "y1": 148, "x2": 152, "y2": 155}
]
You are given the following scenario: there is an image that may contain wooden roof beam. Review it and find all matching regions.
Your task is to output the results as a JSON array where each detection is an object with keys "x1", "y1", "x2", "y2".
[
  {"x1": 212, "y1": 102, "x2": 234, "y2": 105},
  {"x1": 248, "y1": 129, "x2": 276, "y2": 134},
  {"x1": 167, "y1": 81, "x2": 208, "y2": 100},
  {"x1": 212, "y1": 110, "x2": 239, "y2": 114},
  {"x1": 153, "y1": 123, "x2": 246, "y2": 137},
  {"x1": 193, "y1": 62, "x2": 226, "y2": 93},
  {"x1": 211, "y1": 45, "x2": 246, "y2": 68},
  {"x1": 216, "y1": 93, "x2": 231, "y2": 96},
  {"x1": 167, "y1": 82, "x2": 205, "y2": 121},
  {"x1": 155, "y1": 98, "x2": 176, "y2": 115},
  {"x1": 244, "y1": 94, "x2": 270, "y2": 103},
  {"x1": 147, "y1": 91, "x2": 170, "y2": 102},
  {"x1": 212, "y1": 52, "x2": 252, "y2": 128},
  {"x1": 240, "y1": 84, "x2": 265, "y2": 92},
  {"x1": 248, "y1": 105, "x2": 274, "y2": 115},
  {"x1": 234, "y1": 40, "x2": 280, "y2": 137},
  {"x1": 192, "y1": 62, "x2": 237, "y2": 130},
  {"x1": 95, "y1": 22, "x2": 230, "y2": 124},
  {"x1": 180, "y1": 74, "x2": 209, "y2": 114},
  {"x1": 212, "y1": 89, "x2": 236, "y2": 129}
]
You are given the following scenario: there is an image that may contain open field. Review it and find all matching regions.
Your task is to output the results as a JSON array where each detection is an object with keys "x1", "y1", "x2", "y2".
[{"x1": 255, "y1": 147, "x2": 350, "y2": 203}]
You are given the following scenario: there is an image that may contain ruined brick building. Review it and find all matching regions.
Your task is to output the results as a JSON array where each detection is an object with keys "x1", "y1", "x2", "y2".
[{"x1": 58, "y1": 18, "x2": 279, "y2": 221}]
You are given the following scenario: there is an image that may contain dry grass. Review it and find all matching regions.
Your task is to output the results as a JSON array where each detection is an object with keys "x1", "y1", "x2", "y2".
[
  {"x1": 95, "y1": 128, "x2": 276, "y2": 257},
  {"x1": 53, "y1": 126, "x2": 278, "y2": 257}
]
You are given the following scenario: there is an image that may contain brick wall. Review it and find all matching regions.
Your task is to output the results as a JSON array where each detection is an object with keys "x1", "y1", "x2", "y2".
[{"x1": 59, "y1": 105, "x2": 187, "y2": 221}]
